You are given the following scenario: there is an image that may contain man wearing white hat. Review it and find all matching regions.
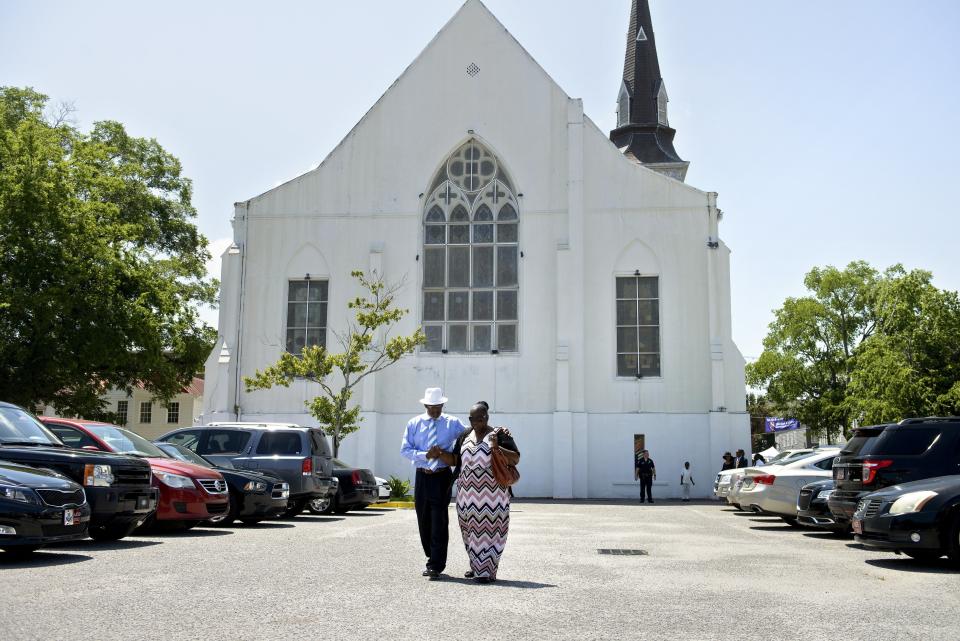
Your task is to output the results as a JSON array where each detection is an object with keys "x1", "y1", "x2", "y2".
[{"x1": 400, "y1": 387, "x2": 468, "y2": 579}]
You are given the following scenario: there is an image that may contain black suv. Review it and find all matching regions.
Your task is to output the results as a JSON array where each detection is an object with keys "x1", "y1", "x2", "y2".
[
  {"x1": 829, "y1": 418, "x2": 960, "y2": 529},
  {"x1": 158, "y1": 423, "x2": 335, "y2": 517},
  {"x1": 0, "y1": 402, "x2": 158, "y2": 540}
]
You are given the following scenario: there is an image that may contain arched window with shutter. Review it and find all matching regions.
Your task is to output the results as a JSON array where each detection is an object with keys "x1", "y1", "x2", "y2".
[{"x1": 422, "y1": 140, "x2": 519, "y2": 353}]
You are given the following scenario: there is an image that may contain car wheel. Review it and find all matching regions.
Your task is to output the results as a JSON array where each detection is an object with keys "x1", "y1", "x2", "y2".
[
  {"x1": 308, "y1": 496, "x2": 331, "y2": 515},
  {"x1": 781, "y1": 516, "x2": 803, "y2": 528},
  {"x1": 211, "y1": 496, "x2": 239, "y2": 527},
  {"x1": 89, "y1": 521, "x2": 139, "y2": 541},
  {"x1": 903, "y1": 549, "x2": 943, "y2": 562},
  {"x1": 731, "y1": 503, "x2": 742, "y2": 510},
  {"x1": 334, "y1": 501, "x2": 351, "y2": 514},
  {"x1": 283, "y1": 498, "x2": 307, "y2": 518}
]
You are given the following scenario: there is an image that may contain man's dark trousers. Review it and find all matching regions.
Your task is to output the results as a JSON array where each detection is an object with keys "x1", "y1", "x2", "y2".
[
  {"x1": 639, "y1": 475, "x2": 653, "y2": 502},
  {"x1": 415, "y1": 467, "x2": 452, "y2": 573}
]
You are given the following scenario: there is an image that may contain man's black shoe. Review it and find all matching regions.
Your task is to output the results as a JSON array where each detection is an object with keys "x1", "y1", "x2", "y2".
[
  {"x1": 464, "y1": 570, "x2": 475, "y2": 578},
  {"x1": 427, "y1": 570, "x2": 442, "y2": 580},
  {"x1": 422, "y1": 569, "x2": 431, "y2": 577},
  {"x1": 648, "y1": 499, "x2": 654, "y2": 504}
]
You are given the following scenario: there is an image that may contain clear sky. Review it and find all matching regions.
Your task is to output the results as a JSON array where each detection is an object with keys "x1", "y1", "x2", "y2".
[{"x1": 2, "y1": 0, "x2": 958, "y2": 361}]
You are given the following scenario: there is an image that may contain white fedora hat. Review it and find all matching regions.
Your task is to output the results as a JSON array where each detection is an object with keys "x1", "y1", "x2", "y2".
[{"x1": 419, "y1": 387, "x2": 448, "y2": 405}]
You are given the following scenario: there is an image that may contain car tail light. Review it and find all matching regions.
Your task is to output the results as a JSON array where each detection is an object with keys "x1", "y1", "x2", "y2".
[
  {"x1": 351, "y1": 470, "x2": 362, "y2": 485},
  {"x1": 861, "y1": 459, "x2": 893, "y2": 485},
  {"x1": 754, "y1": 474, "x2": 776, "y2": 486},
  {"x1": 302, "y1": 457, "x2": 313, "y2": 476}
]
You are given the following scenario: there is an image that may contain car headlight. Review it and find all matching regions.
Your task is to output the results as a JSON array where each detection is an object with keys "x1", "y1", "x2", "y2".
[
  {"x1": 0, "y1": 484, "x2": 40, "y2": 504},
  {"x1": 243, "y1": 481, "x2": 267, "y2": 492},
  {"x1": 155, "y1": 471, "x2": 196, "y2": 489},
  {"x1": 816, "y1": 490, "x2": 834, "y2": 501},
  {"x1": 83, "y1": 464, "x2": 114, "y2": 487},
  {"x1": 889, "y1": 490, "x2": 938, "y2": 515}
]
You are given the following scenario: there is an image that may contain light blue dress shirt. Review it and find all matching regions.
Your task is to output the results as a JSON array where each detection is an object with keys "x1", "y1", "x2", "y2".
[{"x1": 400, "y1": 413, "x2": 467, "y2": 470}]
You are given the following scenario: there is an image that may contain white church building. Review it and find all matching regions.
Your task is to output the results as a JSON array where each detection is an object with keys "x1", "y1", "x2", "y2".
[{"x1": 202, "y1": 0, "x2": 750, "y2": 499}]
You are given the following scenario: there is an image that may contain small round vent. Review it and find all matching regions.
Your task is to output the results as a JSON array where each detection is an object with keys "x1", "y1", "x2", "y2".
[{"x1": 466, "y1": 63, "x2": 480, "y2": 77}]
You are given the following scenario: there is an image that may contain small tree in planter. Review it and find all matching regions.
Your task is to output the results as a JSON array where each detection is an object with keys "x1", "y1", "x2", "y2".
[
  {"x1": 387, "y1": 475, "x2": 412, "y2": 500},
  {"x1": 244, "y1": 271, "x2": 425, "y2": 456}
]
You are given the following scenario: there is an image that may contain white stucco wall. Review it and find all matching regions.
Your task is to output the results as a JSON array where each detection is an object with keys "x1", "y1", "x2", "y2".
[{"x1": 203, "y1": 0, "x2": 749, "y2": 498}]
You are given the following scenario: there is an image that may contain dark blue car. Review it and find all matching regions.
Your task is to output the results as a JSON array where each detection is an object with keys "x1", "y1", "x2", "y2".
[
  {"x1": 0, "y1": 459, "x2": 92, "y2": 555},
  {"x1": 854, "y1": 474, "x2": 960, "y2": 565}
]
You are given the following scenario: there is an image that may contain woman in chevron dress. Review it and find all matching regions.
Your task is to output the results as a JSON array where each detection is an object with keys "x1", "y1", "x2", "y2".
[{"x1": 454, "y1": 403, "x2": 520, "y2": 583}]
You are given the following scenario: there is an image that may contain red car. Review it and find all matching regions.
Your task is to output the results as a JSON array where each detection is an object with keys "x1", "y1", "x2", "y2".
[{"x1": 41, "y1": 418, "x2": 230, "y2": 529}]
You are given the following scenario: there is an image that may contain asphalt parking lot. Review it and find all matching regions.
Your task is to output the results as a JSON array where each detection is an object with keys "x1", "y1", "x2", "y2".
[{"x1": 2, "y1": 501, "x2": 958, "y2": 641}]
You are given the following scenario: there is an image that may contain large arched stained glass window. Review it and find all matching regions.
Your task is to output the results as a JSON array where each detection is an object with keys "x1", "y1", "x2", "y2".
[{"x1": 422, "y1": 140, "x2": 519, "y2": 353}]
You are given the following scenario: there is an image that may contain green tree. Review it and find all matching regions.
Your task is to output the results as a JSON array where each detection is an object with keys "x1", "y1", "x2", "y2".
[
  {"x1": 746, "y1": 261, "x2": 881, "y2": 442},
  {"x1": 0, "y1": 87, "x2": 217, "y2": 418},
  {"x1": 846, "y1": 267, "x2": 960, "y2": 423},
  {"x1": 244, "y1": 270, "x2": 425, "y2": 456}
]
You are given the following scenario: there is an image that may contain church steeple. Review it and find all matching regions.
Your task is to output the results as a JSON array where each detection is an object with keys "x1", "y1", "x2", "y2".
[{"x1": 610, "y1": 0, "x2": 689, "y2": 181}]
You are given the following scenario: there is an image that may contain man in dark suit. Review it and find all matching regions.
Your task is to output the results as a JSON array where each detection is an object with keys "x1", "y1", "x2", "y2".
[{"x1": 734, "y1": 449, "x2": 750, "y2": 468}]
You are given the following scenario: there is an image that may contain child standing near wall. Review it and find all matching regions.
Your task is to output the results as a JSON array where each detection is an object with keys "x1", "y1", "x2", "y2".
[{"x1": 680, "y1": 461, "x2": 695, "y2": 502}]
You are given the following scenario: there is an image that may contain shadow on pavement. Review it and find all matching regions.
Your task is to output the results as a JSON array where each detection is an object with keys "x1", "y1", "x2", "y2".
[
  {"x1": 734, "y1": 512, "x2": 768, "y2": 517},
  {"x1": 286, "y1": 516, "x2": 345, "y2": 523},
  {"x1": 160, "y1": 528, "x2": 233, "y2": 538},
  {"x1": 340, "y1": 512, "x2": 385, "y2": 517},
  {"x1": 230, "y1": 522, "x2": 296, "y2": 530},
  {"x1": 438, "y1": 576, "x2": 557, "y2": 589},
  {"x1": 749, "y1": 525, "x2": 795, "y2": 532},
  {"x1": 802, "y1": 531, "x2": 850, "y2": 540},
  {"x1": 846, "y1": 542, "x2": 867, "y2": 551},
  {"x1": 50, "y1": 538, "x2": 163, "y2": 552},
  {"x1": 0, "y1": 551, "x2": 92, "y2": 568},
  {"x1": 865, "y1": 558, "x2": 960, "y2": 575}
]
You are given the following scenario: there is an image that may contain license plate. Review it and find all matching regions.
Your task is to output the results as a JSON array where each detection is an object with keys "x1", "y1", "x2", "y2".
[
  {"x1": 835, "y1": 468, "x2": 846, "y2": 480},
  {"x1": 852, "y1": 519, "x2": 863, "y2": 534},
  {"x1": 63, "y1": 509, "x2": 75, "y2": 526}
]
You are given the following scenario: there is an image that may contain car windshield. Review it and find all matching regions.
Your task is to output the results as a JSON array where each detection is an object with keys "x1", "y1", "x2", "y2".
[
  {"x1": 83, "y1": 424, "x2": 168, "y2": 458},
  {"x1": 157, "y1": 442, "x2": 212, "y2": 468},
  {"x1": 0, "y1": 406, "x2": 63, "y2": 446},
  {"x1": 767, "y1": 451, "x2": 811, "y2": 465}
]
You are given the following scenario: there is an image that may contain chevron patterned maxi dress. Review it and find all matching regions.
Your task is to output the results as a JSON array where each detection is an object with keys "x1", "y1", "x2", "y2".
[{"x1": 456, "y1": 432, "x2": 511, "y2": 580}]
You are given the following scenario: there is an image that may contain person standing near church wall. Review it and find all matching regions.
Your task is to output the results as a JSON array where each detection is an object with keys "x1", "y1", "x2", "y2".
[
  {"x1": 635, "y1": 449, "x2": 656, "y2": 503},
  {"x1": 400, "y1": 387, "x2": 467, "y2": 580},
  {"x1": 680, "y1": 461, "x2": 695, "y2": 502}
]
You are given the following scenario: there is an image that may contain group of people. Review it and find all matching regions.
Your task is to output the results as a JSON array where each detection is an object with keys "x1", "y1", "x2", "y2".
[
  {"x1": 720, "y1": 448, "x2": 763, "y2": 470},
  {"x1": 400, "y1": 388, "x2": 520, "y2": 583}
]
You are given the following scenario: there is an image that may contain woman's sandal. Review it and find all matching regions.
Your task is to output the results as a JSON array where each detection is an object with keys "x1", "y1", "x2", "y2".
[{"x1": 464, "y1": 570, "x2": 475, "y2": 578}]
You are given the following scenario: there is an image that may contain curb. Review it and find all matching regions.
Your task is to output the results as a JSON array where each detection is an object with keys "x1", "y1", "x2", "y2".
[{"x1": 375, "y1": 501, "x2": 415, "y2": 509}]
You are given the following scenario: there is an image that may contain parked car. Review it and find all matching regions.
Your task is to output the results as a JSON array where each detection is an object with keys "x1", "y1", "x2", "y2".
[
  {"x1": 796, "y1": 479, "x2": 845, "y2": 532},
  {"x1": 853, "y1": 475, "x2": 960, "y2": 565},
  {"x1": 157, "y1": 423, "x2": 335, "y2": 517},
  {"x1": 154, "y1": 442, "x2": 289, "y2": 526},
  {"x1": 307, "y1": 459, "x2": 378, "y2": 514},
  {"x1": 42, "y1": 418, "x2": 229, "y2": 530},
  {"x1": 830, "y1": 418, "x2": 960, "y2": 529},
  {"x1": 737, "y1": 448, "x2": 841, "y2": 526},
  {"x1": 375, "y1": 476, "x2": 390, "y2": 503},
  {"x1": 716, "y1": 449, "x2": 815, "y2": 503},
  {"x1": 0, "y1": 402, "x2": 157, "y2": 541},
  {"x1": 0, "y1": 459, "x2": 92, "y2": 554}
]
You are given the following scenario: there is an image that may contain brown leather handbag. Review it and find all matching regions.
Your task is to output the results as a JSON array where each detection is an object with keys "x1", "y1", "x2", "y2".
[{"x1": 490, "y1": 430, "x2": 520, "y2": 487}]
